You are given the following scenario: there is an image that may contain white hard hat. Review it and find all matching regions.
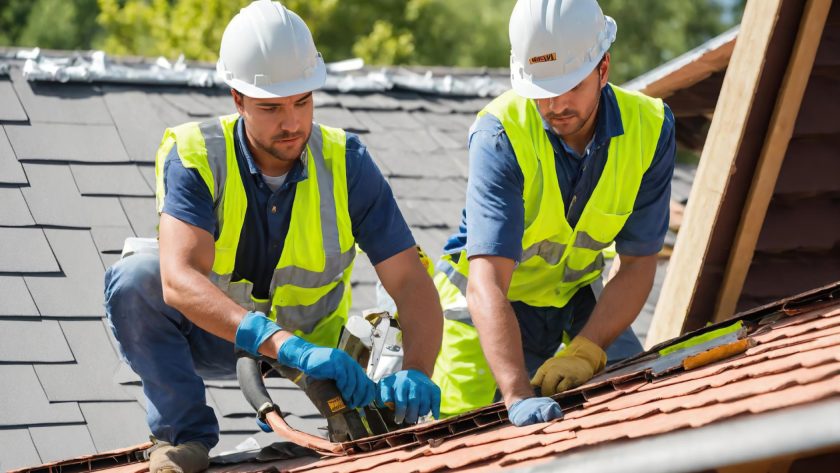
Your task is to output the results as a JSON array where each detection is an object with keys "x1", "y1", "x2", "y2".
[
  {"x1": 216, "y1": 0, "x2": 326, "y2": 98},
  {"x1": 509, "y1": 0, "x2": 617, "y2": 99}
]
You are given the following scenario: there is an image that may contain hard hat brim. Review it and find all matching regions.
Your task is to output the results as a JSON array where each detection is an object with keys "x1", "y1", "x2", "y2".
[
  {"x1": 510, "y1": 55, "x2": 601, "y2": 100},
  {"x1": 220, "y1": 57, "x2": 327, "y2": 99}
]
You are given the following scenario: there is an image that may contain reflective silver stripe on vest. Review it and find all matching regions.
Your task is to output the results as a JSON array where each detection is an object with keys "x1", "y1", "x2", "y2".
[
  {"x1": 436, "y1": 259, "x2": 468, "y2": 295},
  {"x1": 444, "y1": 307, "x2": 473, "y2": 326},
  {"x1": 275, "y1": 282, "x2": 346, "y2": 333},
  {"x1": 521, "y1": 240, "x2": 567, "y2": 265},
  {"x1": 574, "y1": 231, "x2": 611, "y2": 251},
  {"x1": 198, "y1": 119, "x2": 228, "y2": 210},
  {"x1": 563, "y1": 253, "x2": 605, "y2": 283},
  {"x1": 436, "y1": 260, "x2": 474, "y2": 326},
  {"x1": 270, "y1": 124, "x2": 356, "y2": 290}
]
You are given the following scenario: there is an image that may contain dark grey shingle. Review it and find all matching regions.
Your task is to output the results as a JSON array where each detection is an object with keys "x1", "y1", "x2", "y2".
[
  {"x1": 412, "y1": 111, "x2": 476, "y2": 132},
  {"x1": 137, "y1": 164, "x2": 157, "y2": 191},
  {"x1": 21, "y1": 164, "x2": 130, "y2": 228},
  {"x1": 0, "y1": 187, "x2": 35, "y2": 226},
  {"x1": 209, "y1": 386, "x2": 319, "y2": 419},
  {"x1": 9, "y1": 69, "x2": 112, "y2": 125},
  {"x1": 0, "y1": 320, "x2": 74, "y2": 363},
  {"x1": 24, "y1": 229, "x2": 106, "y2": 317},
  {"x1": 120, "y1": 197, "x2": 158, "y2": 237},
  {"x1": 79, "y1": 402, "x2": 149, "y2": 453},
  {"x1": 0, "y1": 365, "x2": 83, "y2": 425},
  {"x1": 364, "y1": 129, "x2": 441, "y2": 153},
  {"x1": 70, "y1": 164, "x2": 153, "y2": 196},
  {"x1": 0, "y1": 227, "x2": 58, "y2": 273},
  {"x1": 102, "y1": 87, "x2": 169, "y2": 164},
  {"x1": 91, "y1": 226, "x2": 136, "y2": 254},
  {"x1": 354, "y1": 110, "x2": 422, "y2": 130},
  {"x1": 0, "y1": 80, "x2": 28, "y2": 122},
  {"x1": 334, "y1": 93, "x2": 402, "y2": 111},
  {"x1": 35, "y1": 320, "x2": 134, "y2": 402},
  {"x1": 5, "y1": 123, "x2": 130, "y2": 163},
  {"x1": 389, "y1": 176, "x2": 466, "y2": 201},
  {"x1": 313, "y1": 107, "x2": 368, "y2": 133},
  {"x1": 159, "y1": 90, "x2": 215, "y2": 117},
  {"x1": 0, "y1": 127, "x2": 27, "y2": 184},
  {"x1": 0, "y1": 275, "x2": 39, "y2": 316},
  {"x1": 28, "y1": 425, "x2": 97, "y2": 464},
  {"x1": 192, "y1": 91, "x2": 238, "y2": 116},
  {"x1": 0, "y1": 428, "x2": 42, "y2": 471}
]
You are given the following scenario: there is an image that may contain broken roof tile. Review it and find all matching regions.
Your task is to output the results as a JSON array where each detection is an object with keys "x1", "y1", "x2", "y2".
[
  {"x1": 5, "y1": 123, "x2": 131, "y2": 163},
  {"x1": 70, "y1": 164, "x2": 153, "y2": 197},
  {"x1": 0, "y1": 428, "x2": 41, "y2": 471},
  {"x1": 79, "y1": 402, "x2": 149, "y2": 453},
  {"x1": 0, "y1": 79, "x2": 28, "y2": 122},
  {"x1": 0, "y1": 320, "x2": 74, "y2": 363},
  {"x1": 24, "y1": 229, "x2": 106, "y2": 317},
  {"x1": 0, "y1": 365, "x2": 83, "y2": 426},
  {"x1": 0, "y1": 187, "x2": 35, "y2": 226},
  {"x1": 0, "y1": 126, "x2": 28, "y2": 184},
  {"x1": 34, "y1": 320, "x2": 135, "y2": 402},
  {"x1": 0, "y1": 275, "x2": 39, "y2": 316},
  {"x1": 28, "y1": 425, "x2": 97, "y2": 464},
  {"x1": 21, "y1": 164, "x2": 131, "y2": 228},
  {"x1": 0, "y1": 227, "x2": 59, "y2": 273}
]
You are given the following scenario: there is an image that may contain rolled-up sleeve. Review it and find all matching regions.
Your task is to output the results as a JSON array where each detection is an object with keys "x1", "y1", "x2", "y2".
[
  {"x1": 614, "y1": 104, "x2": 676, "y2": 256},
  {"x1": 465, "y1": 115, "x2": 526, "y2": 262},
  {"x1": 161, "y1": 144, "x2": 216, "y2": 236}
]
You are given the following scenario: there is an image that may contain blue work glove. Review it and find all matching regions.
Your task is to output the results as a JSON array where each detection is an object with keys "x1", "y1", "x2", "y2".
[
  {"x1": 234, "y1": 311, "x2": 282, "y2": 356},
  {"x1": 277, "y1": 336, "x2": 375, "y2": 409},
  {"x1": 376, "y1": 369, "x2": 441, "y2": 424},
  {"x1": 507, "y1": 397, "x2": 564, "y2": 427}
]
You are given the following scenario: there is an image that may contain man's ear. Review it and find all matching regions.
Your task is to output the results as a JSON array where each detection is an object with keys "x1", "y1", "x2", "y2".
[
  {"x1": 231, "y1": 89, "x2": 245, "y2": 114},
  {"x1": 599, "y1": 53, "x2": 610, "y2": 88}
]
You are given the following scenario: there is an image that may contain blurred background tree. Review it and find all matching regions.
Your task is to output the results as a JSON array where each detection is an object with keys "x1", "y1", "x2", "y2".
[{"x1": 0, "y1": 0, "x2": 744, "y2": 83}]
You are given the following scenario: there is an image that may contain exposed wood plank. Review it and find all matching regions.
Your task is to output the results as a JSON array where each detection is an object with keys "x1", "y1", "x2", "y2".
[
  {"x1": 713, "y1": 0, "x2": 832, "y2": 323},
  {"x1": 645, "y1": 0, "x2": 786, "y2": 348}
]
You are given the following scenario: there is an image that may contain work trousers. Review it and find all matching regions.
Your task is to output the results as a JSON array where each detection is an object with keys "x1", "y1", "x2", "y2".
[{"x1": 104, "y1": 253, "x2": 237, "y2": 450}]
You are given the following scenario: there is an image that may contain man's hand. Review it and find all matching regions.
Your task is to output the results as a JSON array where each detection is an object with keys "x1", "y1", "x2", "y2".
[
  {"x1": 277, "y1": 336, "x2": 375, "y2": 408},
  {"x1": 376, "y1": 369, "x2": 441, "y2": 424},
  {"x1": 507, "y1": 397, "x2": 563, "y2": 427},
  {"x1": 531, "y1": 335, "x2": 606, "y2": 395}
]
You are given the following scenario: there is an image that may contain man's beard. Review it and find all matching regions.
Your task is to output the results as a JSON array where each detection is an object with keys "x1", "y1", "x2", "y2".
[{"x1": 254, "y1": 130, "x2": 309, "y2": 162}]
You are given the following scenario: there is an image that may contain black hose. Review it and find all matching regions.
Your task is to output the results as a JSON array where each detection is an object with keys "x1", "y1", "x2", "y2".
[{"x1": 236, "y1": 353, "x2": 274, "y2": 414}]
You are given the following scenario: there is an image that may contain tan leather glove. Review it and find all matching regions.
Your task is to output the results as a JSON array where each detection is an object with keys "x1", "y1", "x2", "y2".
[{"x1": 531, "y1": 335, "x2": 607, "y2": 396}]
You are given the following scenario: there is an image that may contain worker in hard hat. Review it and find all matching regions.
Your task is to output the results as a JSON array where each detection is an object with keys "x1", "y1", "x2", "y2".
[
  {"x1": 103, "y1": 1, "x2": 442, "y2": 471},
  {"x1": 432, "y1": 0, "x2": 676, "y2": 426}
]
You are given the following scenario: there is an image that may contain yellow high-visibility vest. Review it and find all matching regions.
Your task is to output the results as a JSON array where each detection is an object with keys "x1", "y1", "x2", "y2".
[
  {"x1": 155, "y1": 115, "x2": 356, "y2": 348},
  {"x1": 433, "y1": 84, "x2": 665, "y2": 415}
]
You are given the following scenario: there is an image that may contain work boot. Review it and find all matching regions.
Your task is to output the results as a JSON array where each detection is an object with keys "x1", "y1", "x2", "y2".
[{"x1": 147, "y1": 439, "x2": 210, "y2": 473}]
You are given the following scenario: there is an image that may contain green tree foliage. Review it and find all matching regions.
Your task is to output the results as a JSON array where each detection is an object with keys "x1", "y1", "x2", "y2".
[
  {"x1": 0, "y1": 0, "x2": 739, "y2": 83},
  {"x1": 0, "y1": 0, "x2": 100, "y2": 50}
]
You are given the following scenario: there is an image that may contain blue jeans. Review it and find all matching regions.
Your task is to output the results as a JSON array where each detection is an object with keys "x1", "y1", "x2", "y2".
[
  {"x1": 513, "y1": 285, "x2": 644, "y2": 378},
  {"x1": 104, "y1": 253, "x2": 237, "y2": 450}
]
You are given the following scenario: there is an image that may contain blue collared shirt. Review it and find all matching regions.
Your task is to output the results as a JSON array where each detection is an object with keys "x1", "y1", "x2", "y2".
[
  {"x1": 444, "y1": 84, "x2": 676, "y2": 261},
  {"x1": 161, "y1": 117, "x2": 415, "y2": 298}
]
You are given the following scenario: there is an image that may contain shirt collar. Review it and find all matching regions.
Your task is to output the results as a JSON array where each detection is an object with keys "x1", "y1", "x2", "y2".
[
  {"x1": 542, "y1": 83, "x2": 625, "y2": 158},
  {"x1": 235, "y1": 116, "x2": 308, "y2": 185}
]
